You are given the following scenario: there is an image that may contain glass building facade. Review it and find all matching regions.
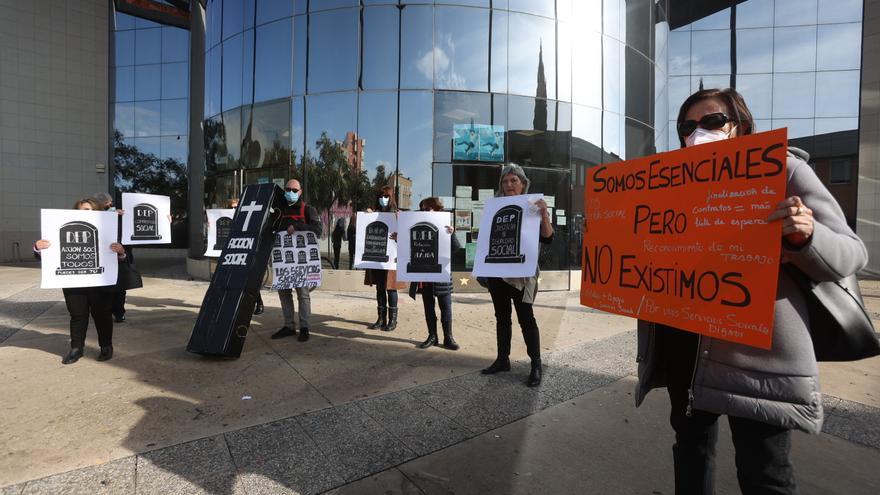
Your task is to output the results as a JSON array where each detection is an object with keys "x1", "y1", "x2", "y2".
[{"x1": 201, "y1": 0, "x2": 670, "y2": 275}]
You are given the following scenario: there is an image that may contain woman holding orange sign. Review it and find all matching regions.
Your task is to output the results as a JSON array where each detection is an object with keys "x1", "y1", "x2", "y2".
[{"x1": 634, "y1": 88, "x2": 867, "y2": 494}]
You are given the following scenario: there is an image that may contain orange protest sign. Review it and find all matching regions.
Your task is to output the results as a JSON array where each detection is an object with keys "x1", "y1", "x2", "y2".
[{"x1": 580, "y1": 129, "x2": 788, "y2": 349}]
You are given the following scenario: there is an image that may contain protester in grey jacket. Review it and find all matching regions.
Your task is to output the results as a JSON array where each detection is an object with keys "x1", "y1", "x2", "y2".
[{"x1": 635, "y1": 88, "x2": 868, "y2": 495}]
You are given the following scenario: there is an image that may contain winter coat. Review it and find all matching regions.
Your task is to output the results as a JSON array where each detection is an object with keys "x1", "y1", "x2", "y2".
[{"x1": 634, "y1": 148, "x2": 868, "y2": 433}]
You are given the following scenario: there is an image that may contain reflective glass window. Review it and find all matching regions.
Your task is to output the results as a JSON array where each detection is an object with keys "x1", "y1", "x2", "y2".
[
  {"x1": 116, "y1": 66, "x2": 135, "y2": 102},
  {"x1": 655, "y1": 20, "x2": 669, "y2": 71},
  {"x1": 133, "y1": 137, "x2": 162, "y2": 158},
  {"x1": 572, "y1": 104, "x2": 602, "y2": 166},
  {"x1": 161, "y1": 99, "x2": 189, "y2": 135},
  {"x1": 434, "y1": 91, "x2": 491, "y2": 162},
  {"x1": 625, "y1": 0, "x2": 652, "y2": 57},
  {"x1": 508, "y1": 0, "x2": 554, "y2": 18},
  {"x1": 735, "y1": 73, "x2": 772, "y2": 119},
  {"x1": 603, "y1": 111, "x2": 624, "y2": 161},
  {"x1": 667, "y1": 31, "x2": 690, "y2": 76},
  {"x1": 115, "y1": 30, "x2": 135, "y2": 66},
  {"x1": 490, "y1": 10, "x2": 508, "y2": 93},
  {"x1": 135, "y1": 100, "x2": 161, "y2": 137},
  {"x1": 773, "y1": 26, "x2": 817, "y2": 72},
  {"x1": 736, "y1": 28, "x2": 773, "y2": 74},
  {"x1": 161, "y1": 135, "x2": 188, "y2": 163},
  {"x1": 771, "y1": 118, "x2": 814, "y2": 139},
  {"x1": 818, "y1": 0, "x2": 862, "y2": 24},
  {"x1": 434, "y1": 6, "x2": 489, "y2": 92},
  {"x1": 115, "y1": 102, "x2": 135, "y2": 138},
  {"x1": 572, "y1": 30, "x2": 602, "y2": 108},
  {"x1": 162, "y1": 27, "x2": 189, "y2": 63},
  {"x1": 255, "y1": 18, "x2": 292, "y2": 102},
  {"x1": 136, "y1": 16, "x2": 160, "y2": 29},
  {"x1": 558, "y1": 21, "x2": 572, "y2": 102},
  {"x1": 625, "y1": 117, "x2": 655, "y2": 159},
  {"x1": 508, "y1": 95, "x2": 560, "y2": 167},
  {"x1": 244, "y1": 0, "x2": 256, "y2": 29},
  {"x1": 775, "y1": 0, "x2": 817, "y2": 27},
  {"x1": 624, "y1": 48, "x2": 652, "y2": 126},
  {"x1": 162, "y1": 62, "x2": 189, "y2": 100},
  {"x1": 242, "y1": 29, "x2": 255, "y2": 105},
  {"x1": 207, "y1": 0, "x2": 222, "y2": 48},
  {"x1": 204, "y1": 116, "x2": 224, "y2": 172},
  {"x1": 753, "y1": 118, "x2": 770, "y2": 134},
  {"x1": 432, "y1": 163, "x2": 453, "y2": 198},
  {"x1": 135, "y1": 28, "x2": 162, "y2": 65},
  {"x1": 667, "y1": 75, "x2": 691, "y2": 121},
  {"x1": 667, "y1": 119, "x2": 680, "y2": 151},
  {"x1": 206, "y1": 46, "x2": 222, "y2": 118},
  {"x1": 115, "y1": 12, "x2": 137, "y2": 30},
  {"x1": 691, "y1": 75, "x2": 730, "y2": 92},
  {"x1": 222, "y1": 34, "x2": 244, "y2": 111},
  {"x1": 692, "y1": 7, "x2": 729, "y2": 30},
  {"x1": 257, "y1": 0, "x2": 293, "y2": 25},
  {"x1": 223, "y1": 108, "x2": 242, "y2": 168},
  {"x1": 358, "y1": 92, "x2": 399, "y2": 182},
  {"x1": 814, "y1": 117, "x2": 858, "y2": 134},
  {"x1": 308, "y1": 9, "x2": 358, "y2": 93},
  {"x1": 508, "y1": 12, "x2": 556, "y2": 99},
  {"x1": 305, "y1": 92, "x2": 358, "y2": 156},
  {"x1": 517, "y1": 168, "x2": 570, "y2": 270},
  {"x1": 363, "y1": 7, "x2": 400, "y2": 90},
  {"x1": 291, "y1": 96, "x2": 304, "y2": 166},
  {"x1": 135, "y1": 65, "x2": 161, "y2": 100},
  {"x1": 654, "y1": 84, "x2": 668, "y2": 131},
  {"x1": 438, "y1": 0, "x2": 489, "y2": 6},
  {"x1": 400, "y1": 6, "x2": 433, "y2": 89},
  {"x1": 772, "y1": 73, "x2": 815, "y2": 119},
  {"x1": 817, "y1": 23, "x2": 862, "y2": 71},
  {"x1": 293, "y1": 16, "x2": 307, "y2": 95},
  {"x1": 223, "y1": 0, "x2": 244, "y2": 39},
  {"x1": 815, "y1": 70, "x2": 860, "y2": 118},
  {"x1": 691, "y1": 30, "x2": 730, "y2": 75},
  {"x1": 603, "y1": 37, "x2": 624, "y2": 114},
  {"x1": 603, "y1": 0, "x2": 624, "y2": 41},
  {"x1": 310, "y1": 0, "x2": 359, "y2": 12},
  {"x1": 398, "y1": 91, "x2": 434, "y2": 209},
  {"x1": 736, "y1": 0, "x2": 774, "y2": 28},
  {"x1": 567, "y1": 0, "x2": 601, "y2": 33},
  {"x1": 248, "y1": 99, "x2": 291, "y2": 169}
]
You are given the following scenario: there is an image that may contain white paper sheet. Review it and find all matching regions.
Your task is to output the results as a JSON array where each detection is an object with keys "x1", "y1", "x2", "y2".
[
  {"x1": 121, "y1": 192, "x2": 172, "y2": 245},
  {"x1": 354, "y1": 212, "x2": 398, "y2": 270},
  {"x1": 472, "y1": 194, "x2": 543, "y2": 278},
  {"x1": 40, "y1": 209, "x2": 119, "y2": 289},
  {"x1": 396, "y1": 211, "x2": 452, "y2": 283}
]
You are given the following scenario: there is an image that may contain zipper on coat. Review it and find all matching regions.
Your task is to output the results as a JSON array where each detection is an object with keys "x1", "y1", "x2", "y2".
[{"x1": 686, "y1": 335, "x2": 702, "y2": 417}]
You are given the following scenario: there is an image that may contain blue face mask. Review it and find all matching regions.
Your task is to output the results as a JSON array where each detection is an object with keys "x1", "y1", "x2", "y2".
[
  {"x1": 379, "y1": 197, "x2": 390, "y2": 208},
  {"x1": 285, "y1": 191, "x2": 299, "y2": 203}
]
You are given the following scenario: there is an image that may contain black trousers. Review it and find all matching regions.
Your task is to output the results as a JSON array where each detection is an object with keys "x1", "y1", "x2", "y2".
[
  {"x1": 63, "y1": 289, "x2": 114, "y2": 348},
  {"x1": 371, "y1": 269, "x2": 398, "y2": 308},
  {"x1": 332, "y1": 240, "x2": 342, "y2": 269},
  {"x1": 487, "y1": 278, "x2": 540, "y2": 361},
  {"x1": 112, "y1": 289, "x2": 126, "y2": 318},
  {"x1": 421, "y1": 284, "x2": 452, "y2": 324},
  {"x1": 659, "y1": 326, "x2": 798, "y2": 495}
]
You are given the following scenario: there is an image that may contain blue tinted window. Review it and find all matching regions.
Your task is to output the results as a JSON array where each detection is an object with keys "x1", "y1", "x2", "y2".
[
  {"x1": 115, "y1": 66, "x2": 135, "y2": 102},
  {"x1": 773, "y1": 26, "x2": 816, "y2": 72},
  {"x1": 667, "y1": 31, "x2": 690, "y2": 76},
  {"x1": 162, "y1": 27, "x2": 189, "y2": 63},
  {"x1": 291, "y1": 96, "x2": 305, "y2": 164},
  {"x1": 433, "y1": 91, "x2": 491, "y2": 162},
  {"x1": 206, "y1": 46, "x2": 222, "y2": 117},
  {"x1": 358, "y1": 92, "x2": 399, "y2": 179},
  {"x1": 508, "y1": 12, "x2": 556, "y2": 99},
  {"x1": 223, "y1": 0, "x2": 244, "y2": 39},
  {"x1": 434, "y1": 6, "x2": 489, "y2": 91},
  {"x1": 363, "y1": 7, "x2": 400, "y2": 90},
  {"x1": 735, "y1": 73, "x2": 772, "y2": 119},
  {"x1": 692, "y1": 8, "x2": 729, "y2": 30},
  {"x1": 773, "y1": 73, "x2": 815, "y2": 119},
  {"x1": 242, "y1": 29, "x2": 255, "y2": 105},
  {"x1": 815, "y1": 70, "x2": 860, "y2": 118},
  {"x1": 115, "y1": 102, "x2": 135, "y2": 137},
  {"x1": 509, "y1": 0, "x2": 554, "y2": 18},
  {"x1": 135, "y1": 28, "x2": 162, "y2": 65},
  {"x1": 133, "y1": 137, "x2": 162, "y2": 157},
  {"x1": 490, "y1": 10, "x2": 508, "y2": 93},
  {"x1": 818, "y1": 0, "x2": 862, "y2": 23},
  {"x1": 115, "y1": 12, "x2": 137, "y2": 30},
  {"x1": 309, "y1": 9, "x2": 359, "y2": 93},
  {"x1": 775, "y1": 0, "x2": 817, "y2": 27},
  {"x1": 161, "y1": 99, "x2": 189, "y2": 135},
  {"x1": 162, "y1": 62, "x2": 189, "y2": 100},
  {"x1": 305, "y1": 92, "x2": 358, "y2": 155},
  {"x1": 244, "y1": 0, "x2": 256, "y2": 29},
  {"x1": 736, "y1": 28, "x2": 773, "y2": 74},
  {"x1": 135, "y1": 65, "x2": 162, "y2": 100},
  {"x1": 255, "y1": 18, "x2": 293, "y2": 102},
  {"x1": 207, "y1": 0, "x2": 223, "y2": 48},
  {"x1": 115, "y1": 30, "x2": 135, "y2": 66},
  {"x1": 257, "y1": 0, "x2": 293, "y2": 25},
  {"x1": 161, "y1": 135, "x2": 188, "y2": 163},
  {"x1": 401, "y1": 5, "x2": 433, "y2": 89},
  {"x1": 293, "y1": 16, "x2": 307, "y2": 95},
  {"x1": 222, "y1": 34, "x2": 244, "y2": 110},
  {"x1": 817, "y1": 23, "x2": 862, "y2": 71},
  {"x1": 691, "y1": 30, "x2": 730, "y2": 75},
  {"x1": 398, "y1": 91, "x2": 434, "y2": 208},
  {"x1": 135, "y1": 100, "x2": 161, "y2": 137},
  {"x1": 736, "y1": 0, "x2": 774, "y2": 28},
  {"x1": 310, "y1": 0, "x2": 358, "y2": 12}
]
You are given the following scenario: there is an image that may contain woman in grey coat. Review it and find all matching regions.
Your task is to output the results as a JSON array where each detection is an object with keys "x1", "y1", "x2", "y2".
[{"x1": 636, "y1": 88, "x2": 868, "y2": 494}]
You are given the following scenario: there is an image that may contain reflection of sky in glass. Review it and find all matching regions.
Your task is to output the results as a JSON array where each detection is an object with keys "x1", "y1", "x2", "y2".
[
  {"x1": 362, "y1": 7, "x2": 399, "y2": 90},
  {"x1": 509, "y1": 0, "x2": 553, "y2": 18},
  {"x1": 257, "y1": 0, "x2": 292, "y2": 25},
  {"x1": 433, "y1": 91, "x2": 490, "y2": 162},
  {"x1": 816, "y1": 71, "x2": 860, "y2": 118},
  {"x1": 668, "y1": 31, "x2": 690, "y2": 75},
  {"x1": 567, "y1": 0, "x2": 601, "y2": 33},
  {"x1": 398, "y1": 91, "x2": 434, "y2": 208},
  {"x1": 775, "y1": 0, "x2": 817, "y2": 27},
  {"x1": 222, "y1": 34, "x2": 244, "y2": 111},
  {"x1": 508, "y1": 12, "x2": 555, "y2": 99},
  {"x1": 135, "y1": 29, "x2": 161, "y2": 64},
  {"x1": 735, "y1": 74, "x2": 773, "y2": 119},
  {"x1": 572, "y1": 30, "x2": 602, "y2": 108},
  {"x1": 223, "y1": 0, "x2": 244, "y2": 40},
  {"x1": 490, "y1": 10, "x2": 507, "y2": 93},
  {"x1": 773, "y1": 73, "x2": 815, "y2": 118},
  {"x1": 358, "y1": 92, "x2": 399, "y2": 178},
  {"x1": 557, "y1": 21, "x2": 572, "y2": 102},
  {"x1": 135, "y1": 101, "x2": 161, "y2": 137},
  {"x1": 772, "y1": 119, "x2": 814, "y2": 139},
  {"x1": 736, "y1": 28, "x2": 773, "y2": 74},
  {"x1": 691, "y1": 30, "x2": 730, "y2": 75},
  {"x1": 814, "y1": 118, "x2": 859, "y2": 135},
  {"x1": 161, "y1": 99, "x2": 188, "y2": 135},
  {"x1": 115, "y1": 30, "x2": 135, "y2": 66},
  {"x1": 135, "y1": 65, "x2": 161, "y2": 100},
  {"x1": 116, "y1": 67, "x2": 135, "y2": 102},
  {"x1": 818, "y1": 0, "x2": 862, "y2": 23},
  {"x1": 603, "y1": 0, "x2": 625, "y2": 42},
  {"x1": 603, "y1": 111, "x2": 623, "y2": 161},
  {"x1": 434, "y1": 6, "x2": 489, "y2": 91},
  {"x1": 162, "y1": 27, "x2": 189, "y2": 63},
  {"x1": 255, "y1": 18, "x2": 292, "y2": 101},
  {"x1": 305, "y1": 92, "x2": 357, "y2": 155},
  {"x1": 736, "y1": 0, "x2": 774, "y2": 28},
  {"x1": 773, "y1": 26, "x2": 816, "y2": 72},
  {"x1": 162, "y1": 62, "x2": 188, "y2": 99},
  {"x1": 602, "y1": 37, "x2": 623, "y2": 114},
  {"x1": 692, "y1": 8, "x2": 729, "y2": 30},
  {"x1": 572, "y1": 104, "x2": 602, "y2": 149},
  {"x1": 309, "y1": 9, "x2": 358, "y2": 93},
  {"x1": 817, "y1": 23, "x2": 862, "y2": 70}
]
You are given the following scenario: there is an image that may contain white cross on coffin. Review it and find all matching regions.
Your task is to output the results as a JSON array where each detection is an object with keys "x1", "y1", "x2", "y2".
[{"x1": 240, "y1": 201, "x2": 263, "y2": 231}]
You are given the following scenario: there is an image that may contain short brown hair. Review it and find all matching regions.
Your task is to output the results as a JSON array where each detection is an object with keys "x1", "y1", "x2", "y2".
[
  {"x1": 375, "y1": 185, "x2": 398, "y2": 211},
  {"x1": 419, "y1": 197, "x2": 444, "y2": 211},
  {"x1": 73, "y1": 198, "x2": 100, "y2": 210},
  {"x1": 676, "y1": 88, "x2": 755, "y2": 148}
]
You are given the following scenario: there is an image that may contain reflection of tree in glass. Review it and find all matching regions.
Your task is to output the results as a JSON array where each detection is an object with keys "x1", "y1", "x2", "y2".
[
  {"x1": 304, "y1": 132, "x2": 374, "y2": 218},
  {"x1": 113, "y1": 130, "x2": 189, "y2": 247}
]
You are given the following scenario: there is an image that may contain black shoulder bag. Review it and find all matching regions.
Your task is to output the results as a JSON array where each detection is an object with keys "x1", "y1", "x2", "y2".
[{"x1": 784, "y1": 264, "x2": 880, "y2": 361}]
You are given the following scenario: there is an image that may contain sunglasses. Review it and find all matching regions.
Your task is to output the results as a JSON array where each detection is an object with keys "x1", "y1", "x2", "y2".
[
  {"x1": 284, "y1": 187, "x2": 300, "y2": 193},
  {"x1": 677, "y1": 112, "x2": 734, "y2": 137}
]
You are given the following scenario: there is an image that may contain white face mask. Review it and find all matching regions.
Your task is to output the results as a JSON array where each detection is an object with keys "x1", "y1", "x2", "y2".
[{"x1": 685, "y1": 126, "x2": 734, "y2": 147}]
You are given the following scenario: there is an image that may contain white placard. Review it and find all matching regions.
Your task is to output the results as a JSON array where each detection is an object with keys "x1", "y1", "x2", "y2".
[
  {"x1": 354, "y1": 212, "x2": 398, "y2": 270},
  {"x1": 40, "y1": 209, "x2": 119, "y2": 289},
  {"x1": 455, "y1": 185, "x2": 472, "y2": 198},
  {"x1": 545, "y1": 195, "x2": 556, "y2": 208},
  {"x1": 478, "y1": 189, "x2": 494, "y2": 201},
  {"x1": 455, "y1": 197, "x2": 473, "y2": 209},
  {"x1": 472, "y1": 194, "x2": 543, "y2": 278},
  {"x1": 121, "y1": 192, "x2": 172, "y2": 245},
  {"x1": 396, "y1": 211, "x2": 452, "y2": 283},
  {"x1": 270, "y1": 232, "x2": 323, "y2": 289},
  {"x1": 205, "y1": 208, "x2": 235, "y2": 257}
]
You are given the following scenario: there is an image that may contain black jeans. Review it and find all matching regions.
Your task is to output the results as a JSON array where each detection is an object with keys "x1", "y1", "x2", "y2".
[
  {"x1": 660, "y1": 326, "x2": 798, "y2": 495},
  {"x1": 487, "y1": 278, "x2": 540, "y2": 361},
  {"x1": 112, "y1": 289, "x2": 126, "y2": 318},
  {"x1": 421, "y1": 284, "x2": 452, "y2": 323},
  {"x1": 371, "y1": 269, "x2": 398, "y2": 308},
  {"x1": 64, "y1": 289, "x2": 113, "y2": 348}
]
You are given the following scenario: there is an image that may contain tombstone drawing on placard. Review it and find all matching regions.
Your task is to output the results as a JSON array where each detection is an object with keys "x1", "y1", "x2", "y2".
[
  {"x1": 485, "y1": 205, "x2": 525, "y2": 263},
  {"x1": 363, "y1": 220, "x2": 389, "y2": 262},
  {"x1": 213, "y1": 217, "x2": 233, "y2": 251},
  {"x1": 273, "y1": 233, "x2": 282, "y2": 247},
  {"x1": 309, "y1": 248, "x2": 319, "y2": 261},
  {"x1": 283, "y1": 233, "x2": 293, "y2": 248},
  {"x1": 56, "y1": 221, "x2": 104, "y2": 275},
  {"x1": 296, "y1": 235, "x2": 306, "y2": 248},
  {"x1": 297, "y1": 250, "x2": 307, "y2": 264},
  {"x1": 284, "y1": 250, "x2": 295, "y2": 263},
  {"x1": 306, "y1": 232, "x2": 317, "y2": 245},
  {"x1": 407, "y1": 222, "x2": 441, "y2": 273},
  {"x1": 272, "y1": 249, "x2": 283, "y2": 263},
  {"x1": 132, "y1": 203, "x2": 162, "y2": 240}
]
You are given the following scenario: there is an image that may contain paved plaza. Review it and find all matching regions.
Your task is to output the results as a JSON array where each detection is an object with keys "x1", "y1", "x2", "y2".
[{"x1": 0, "y1": 263, "x2": 878, "y2": 494}]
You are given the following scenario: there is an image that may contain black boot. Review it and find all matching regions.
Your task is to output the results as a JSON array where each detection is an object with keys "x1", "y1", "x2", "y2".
[
  {"x1": 367, "y1": 307, "x2": 386, "y2": 329},
  {"x1": 418, "y1": 318, "x2": 438, "y2": 348},
  {"x1": 298, "y1": 327, "x2": 310, "y2": 342},
  {"x1": 527, "y1": 359, "x2": 542, "y2": 387},
  {"x1": 253, "y1": 300, "x2": 264, "y2": 315},
  {"x1": 383, "y1": 307, "x2": 398, "y2": 331},
  {"x1": 62, "y1": 347, "x2": 84, "y2": 365},
  {"x1": 481, "y1": 357, "x2": 510, "y2": 374},
  {"x1": 97, "y1": 346, "x2": 114, "y2": 362},
  {"x1": 441, "y1": 320, "x2": 459, "y2": 350}
]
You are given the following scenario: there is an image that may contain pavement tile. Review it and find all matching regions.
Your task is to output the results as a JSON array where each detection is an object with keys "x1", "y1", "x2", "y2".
[
  {"x1": 822, "y1": 398, "x2": 880, "y2": 449},
  {"x1": 323, "y1": 467, "x2": 423, "y2": 495},
  {"x1": 359, "y1": 391, "x2": 472, "y2": 456},
  {"x1": 136, "y1": 436, "x2": 235, "y2": 492},
  {"x1": 295, "y1": 403, "x2": 386, "y2": 445},
  {"x1": 0, "y1": 485, "x2": 24, "y2": 495},
  {"x1": 20, "y1": 457, "x2": 135, "y2": 495},
  {"x1": 224, "y1": 417, "x2": 319, "y2": 467},
  {"x1": 236, "y1": 452, "x2": 346, "y2": 495},
  {"x1": 136, "y1": 470, "x2": 245, "y2": 495}
]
